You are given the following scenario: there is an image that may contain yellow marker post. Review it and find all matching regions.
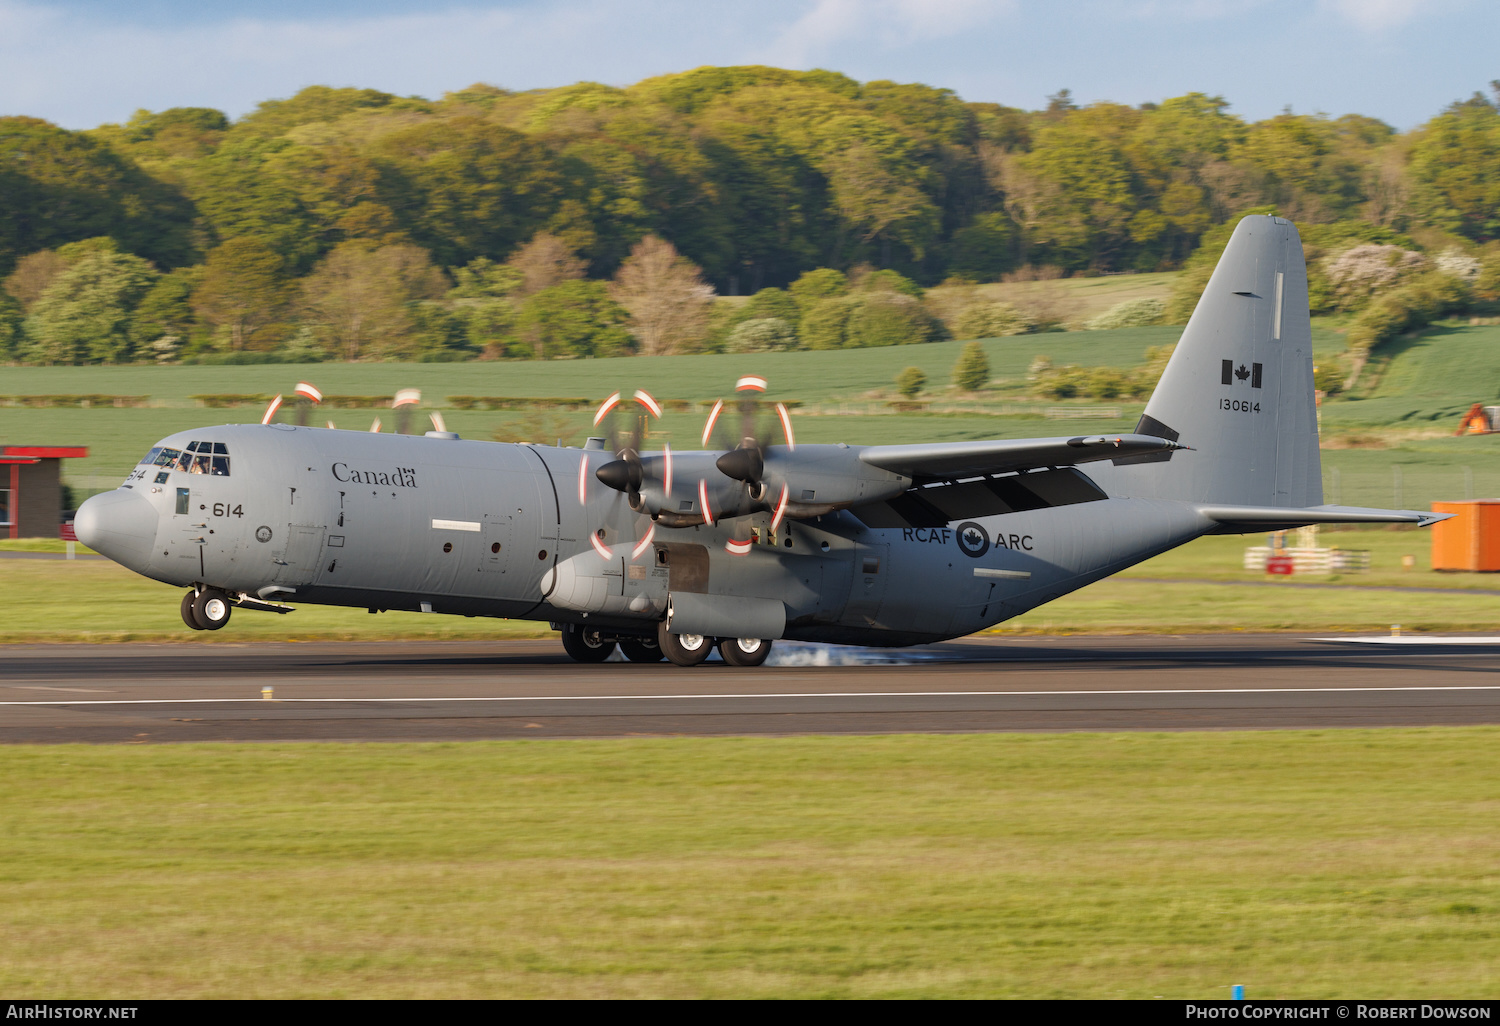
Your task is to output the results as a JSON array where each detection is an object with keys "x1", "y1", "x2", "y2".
[{"x1": 261, "y1": 686, "x2": 274, "y2": 701}]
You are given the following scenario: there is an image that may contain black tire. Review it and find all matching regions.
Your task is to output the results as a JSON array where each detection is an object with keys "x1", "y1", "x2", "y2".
[
  {"x1": 181, "y1": 591, "x2": 205, "y2": 631},
  {"x1": 560, "y1": 626, "x2": 616, "y2": 663},
  {"x1": 657, "y1": 620, "x2": 713, "y2": 667},
  {"x1": 194, "y1": 590, "x2": 232, "y2": 631},
  {"x1": 719, "y1": 637, "x2": 773, "y2": 667},
  {"x1": 619, "y1": 636, "x2": 666, "y2": 663}
]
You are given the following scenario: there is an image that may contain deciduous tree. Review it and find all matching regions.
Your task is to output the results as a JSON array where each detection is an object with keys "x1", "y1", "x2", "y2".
[{"x1": 610, "y1": 235, "x2": 714, "y2": 355}]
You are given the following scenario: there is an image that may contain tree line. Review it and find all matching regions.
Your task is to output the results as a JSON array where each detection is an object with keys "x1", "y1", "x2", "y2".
[{"x1": 2, "y1": 67, "x2": 1499, "y2": 366}]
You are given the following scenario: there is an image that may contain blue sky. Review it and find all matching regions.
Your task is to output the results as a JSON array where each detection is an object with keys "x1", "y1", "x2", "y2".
[{"x1": 2, "y1": 0, "x2": 1493, "y2": 131}]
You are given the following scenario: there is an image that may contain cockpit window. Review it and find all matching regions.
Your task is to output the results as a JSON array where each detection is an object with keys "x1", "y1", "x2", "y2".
[{"x1": 142, "y1": 443, "x2": 229, "y2": 476}]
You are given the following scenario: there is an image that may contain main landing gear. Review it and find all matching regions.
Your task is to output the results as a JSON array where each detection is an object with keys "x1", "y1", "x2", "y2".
[
  {"x1": 181, "y1": 587, "x2": 232, "y2": 631},
  {"x1": 556, "y1": 622, "x2": 774, "y2": 667}
]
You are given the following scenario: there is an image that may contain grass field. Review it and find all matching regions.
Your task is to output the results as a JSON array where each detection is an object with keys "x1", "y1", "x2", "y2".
[
  {"x1": 3, "y1": 528, "x2": 1495, "y2": 644},
  {"x1": 1, "y1": 730, "x2": 1495, "y2": 998},
  {"x1": 5, "y1": 321, "x2": 1499, "y2": 511}
]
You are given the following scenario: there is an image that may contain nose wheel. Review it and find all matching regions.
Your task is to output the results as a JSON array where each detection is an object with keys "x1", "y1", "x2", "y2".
[{"x1": 182, "y1": 588, "x2": 232, "y2": 631}]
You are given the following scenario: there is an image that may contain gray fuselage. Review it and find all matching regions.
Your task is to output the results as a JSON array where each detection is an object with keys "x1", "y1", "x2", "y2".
[{"x1": 84, "y1": 422, "x2": 1219, "y2": 645}]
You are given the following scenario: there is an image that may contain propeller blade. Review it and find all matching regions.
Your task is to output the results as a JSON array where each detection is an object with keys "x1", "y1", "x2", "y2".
[
  {"x1": 593, "y1": 392, "x2": 621, "y2": 427},
  {"x1": 261, "y1": 395, "x2": 283, "y2": 425},
  {"x1": 663, "y1": 443, "x2": 673, "y2": 498},
  {"x1": 736, "y1": 375, "x2": 767, "y2": 393},
  {"x1": 701, "y1": 400, "x2": 723, "y2": 447},
  {"x1": 630, "y1": 523, "x2": 656, "y2": 561},
  {"x1": 393, "y1": 389, "x2": 421, "y2": 408},
  {"x1": 429, "y1": 412, "x2": 447, "y2": 433},
  {"x1": 577, "y1": 453, "x2": 590, "y2": 505},
  {"x1": 776, "y1": 402, "x2": 796, "y2": 451},
  {"x1": 725, "y1": 538, "x2": 753, "y2": 556},
  {"x1": 770, "y1": 484, "x2": 789, "y2": 534},
  {"x1": 369, "y1": 418, "x2": 381, "y2": 433},
  {"x1": 589, "y1": 531, "x2": 612, "y2": 560},
  {"x1": 698, "y1": 479, "x2": 715, "y2": 526},
  {"x1": 632, "y1": 389, "x2": 662, "y2": 418},
  {"x1": 326, "y1": 420, "x2": 336, "y2": 430},
  {"x1": 294, "y1": 382, "x2": 323, "y2": 403}
]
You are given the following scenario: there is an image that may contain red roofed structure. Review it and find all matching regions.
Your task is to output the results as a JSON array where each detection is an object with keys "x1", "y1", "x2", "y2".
[{"x1": 1, "y1": 445, "x2": 90, "y2": 539}]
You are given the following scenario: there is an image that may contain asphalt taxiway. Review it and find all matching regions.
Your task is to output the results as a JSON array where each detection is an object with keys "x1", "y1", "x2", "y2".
[{"x1": 3, "y1": 634, "x2": 1499, "y2": 743}]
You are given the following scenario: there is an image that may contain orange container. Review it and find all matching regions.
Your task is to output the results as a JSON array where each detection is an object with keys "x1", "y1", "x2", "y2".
[{"x1": 1430, "y1": 501, "x2": 1500, "y2": 571}]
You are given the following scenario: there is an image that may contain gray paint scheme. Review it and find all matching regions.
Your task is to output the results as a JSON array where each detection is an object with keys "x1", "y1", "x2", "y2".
[{"x1": 74, "y1": 216, "x2": 1445, "y2": 650}]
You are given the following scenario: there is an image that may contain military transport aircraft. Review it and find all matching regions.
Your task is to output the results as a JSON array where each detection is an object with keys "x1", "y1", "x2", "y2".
[{"x1": 74, "y1": 216, "x2": 1444, "y2": 666}]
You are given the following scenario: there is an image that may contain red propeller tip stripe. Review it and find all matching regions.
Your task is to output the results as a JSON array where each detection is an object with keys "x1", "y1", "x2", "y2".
[
  {"x1": 736, "y1": 376, "x2": 768, "y2": 392},
  {"x1": 771, "y1": 484, "x2": 789, "y2": 534},
  {"x1": 701, "y1": 400, "x2": 723, "y2": 446},
  {"x1": 393, "y1": 388, "x2": 421, "y2": 408},
  {"x1": 776, "y1": 402, "x2": 795, "y2": 451},
  {"x1": 699, "y1": 479, "x2": 714, "y2": 526},
  {"x1": 725, "y1": 539, "x2": 753, "y2": 556},
  {"x1": 261, "y1": 395, "x2": 283, "y2": 425},
  {"x1": 593, "y1": 392, "x2": 621, "y2": 427},
  {"x1": 590, "y1": 533, "x2": 612, "y2": 560},
  {"x1": 632, "y1": 390, "x2": 663, "y2": 418},
  {"x1": 631, "y1": 524, "x2": 656, "y2": 561},
  {"x1": 294, "y1": 382, "x2": 323, "y2": 403}
]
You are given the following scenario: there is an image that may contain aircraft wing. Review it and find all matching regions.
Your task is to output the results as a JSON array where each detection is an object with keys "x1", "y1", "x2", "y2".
[
  {"x1": 1197, "y1": 503, "x2": 1451, "y2": 533},
  {"x1": 858, "y1": 434, "x2": 1185, "y2": 480}
]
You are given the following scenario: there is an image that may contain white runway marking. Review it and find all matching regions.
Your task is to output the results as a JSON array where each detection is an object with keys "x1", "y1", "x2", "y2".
[
  {"x1": 3, "y1": 685, "x2": 1500, "y2": 706},
  {"x1": 1311, "y1": 636, "x2": 1500, "y2": 645}
]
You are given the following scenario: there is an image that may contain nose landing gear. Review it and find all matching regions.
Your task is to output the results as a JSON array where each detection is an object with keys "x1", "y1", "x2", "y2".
[{"x1": 181, "y1": 588, "x2": 232, "y2": 631}]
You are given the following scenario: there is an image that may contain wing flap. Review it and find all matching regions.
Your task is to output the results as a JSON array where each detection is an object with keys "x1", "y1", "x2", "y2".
[{"x1": 858, "y1": 434, "x2": 1185, "y2": 480}]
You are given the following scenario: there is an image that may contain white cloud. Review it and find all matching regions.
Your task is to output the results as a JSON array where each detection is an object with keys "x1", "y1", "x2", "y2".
[
  {"x1": 760, "y1": 0, "x2": 1013, "y2": 67},
  {"x1": 1319, "y1": 0, "x2": 1428, "y2": 31}
]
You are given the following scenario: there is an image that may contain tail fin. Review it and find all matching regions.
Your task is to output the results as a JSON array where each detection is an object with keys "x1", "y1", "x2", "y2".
[{"x1": 1108, "y1": 214, "x2": 1321, "y2": 507}]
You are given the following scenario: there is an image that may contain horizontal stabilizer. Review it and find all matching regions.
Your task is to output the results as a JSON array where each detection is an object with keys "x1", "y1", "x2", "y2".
[
  {"x1": 1198, "y1": 503, "x2": 1451, "y2": 534},
  {"x1": 860, "y1": 434, "x2": 1186, "y2": 480}
]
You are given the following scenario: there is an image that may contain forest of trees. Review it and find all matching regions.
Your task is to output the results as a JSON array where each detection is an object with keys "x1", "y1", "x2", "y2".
[{"x1": 2, "y1": 66, "x2": 1500, "y2": 366}]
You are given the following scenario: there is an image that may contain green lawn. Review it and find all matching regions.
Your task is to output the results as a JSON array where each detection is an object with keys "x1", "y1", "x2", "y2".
[
  {"x1": 0, "y1": 328, "x2": 1187, "y2": 407},
  {"x1": 4, "y1": 528, "x2": 1494, "y2": 644},
  {"x1": 1, "y1": 731, "x2": 1495, "y2": 998},
  {"x1": 7, "y1": 322, "x2": 1500, "y2": 513}
]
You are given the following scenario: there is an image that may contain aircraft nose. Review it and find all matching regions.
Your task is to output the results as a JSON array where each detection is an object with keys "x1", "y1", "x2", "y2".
[{"x1": 74, "y1": 489, "x2": 159, "y2": 569}]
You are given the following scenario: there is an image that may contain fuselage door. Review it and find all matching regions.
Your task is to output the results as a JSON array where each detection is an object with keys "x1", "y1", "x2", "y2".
[
  {"x1": 480, "y1": 513, "x2": 512, "y2": 574},
  {"x1": 843, "y1": 542, "x2": 889, "y2": 627},
  {"x1": 272, "y1": 524, "x2": 326, "y2": 586}
]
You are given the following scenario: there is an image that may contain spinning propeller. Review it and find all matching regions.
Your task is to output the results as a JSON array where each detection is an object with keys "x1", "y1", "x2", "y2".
[
  {"x1": 704, "y1": 375, "x2": 796, "y2": 535},
  {"x1": 583, "y1": 390, "x2": 667, "y2": 562}
]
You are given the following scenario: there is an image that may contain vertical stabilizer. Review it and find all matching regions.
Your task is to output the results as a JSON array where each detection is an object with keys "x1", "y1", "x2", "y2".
[{"x1": 1095, "y1": 215, "x2": 1321, "y2": 507}]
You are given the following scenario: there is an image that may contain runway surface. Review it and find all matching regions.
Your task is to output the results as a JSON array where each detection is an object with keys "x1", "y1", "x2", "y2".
[{"x1": 3, "y1": 634, "x2": 1500, "y2": 743}]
